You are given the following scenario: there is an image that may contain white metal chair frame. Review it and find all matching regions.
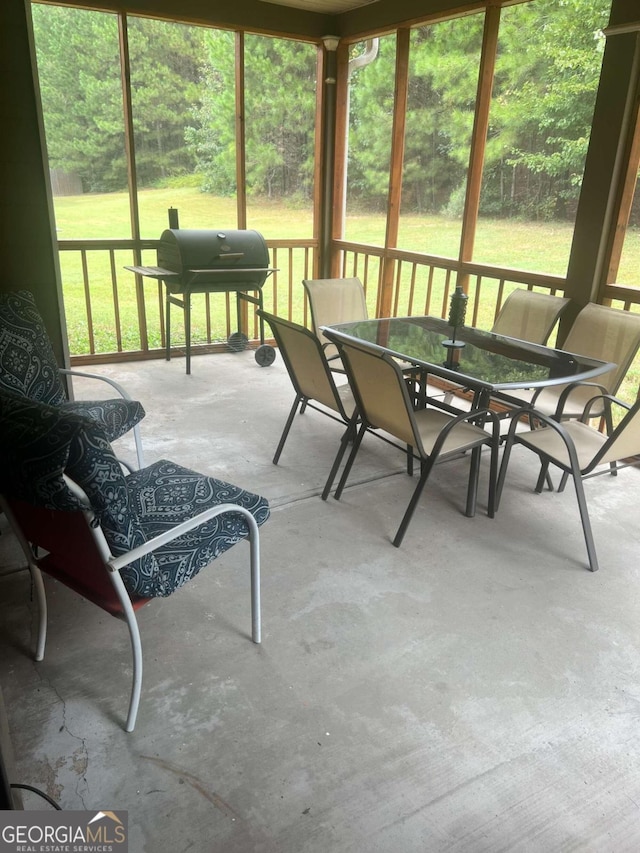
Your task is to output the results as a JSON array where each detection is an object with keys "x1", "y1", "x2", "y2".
[
  {"x1": 1, "y1": 485, "x2": 261, "y2": 733},
  {"x1": 61, "y1": 368, "x2": 145, "y2": 469}
]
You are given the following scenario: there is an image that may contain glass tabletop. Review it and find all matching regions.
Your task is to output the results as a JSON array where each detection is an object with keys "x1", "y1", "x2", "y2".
[{"x1": 322, "y1": 316, "x2": 615, "y2": 392}]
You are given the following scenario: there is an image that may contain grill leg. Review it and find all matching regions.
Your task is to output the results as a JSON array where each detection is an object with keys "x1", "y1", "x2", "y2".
[
  {"x1": 165, "y1": 284, "x2": 171, "y2": 362},
  {"x1": 185, "y1": 290, "x2": 191, "y2": 375}
]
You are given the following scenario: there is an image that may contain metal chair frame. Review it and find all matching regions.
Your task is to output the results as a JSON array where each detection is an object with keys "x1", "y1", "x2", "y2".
[
  {"x1": 331, "y1": 337, "x2": 501, "y2": 548},
  {"x1": 496, "y1": 392, "x2": 640, "y2": 572}
]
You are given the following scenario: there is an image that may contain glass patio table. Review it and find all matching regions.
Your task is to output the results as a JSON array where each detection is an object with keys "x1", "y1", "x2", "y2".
[{"x1": 321, "y1": 316, "x2": 615, "y2": 410}]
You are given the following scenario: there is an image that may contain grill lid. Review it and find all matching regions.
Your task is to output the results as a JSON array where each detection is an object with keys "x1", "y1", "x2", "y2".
[{"x1": 157, "y1": 228, "x2": 270, "y2": 290}]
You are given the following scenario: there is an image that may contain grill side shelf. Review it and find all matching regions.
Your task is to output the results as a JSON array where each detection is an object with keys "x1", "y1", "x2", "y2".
[
  {"x1": 125, "y1": 265, "x2": 277, "y2": 278},
  {"x1": 124, "y1": 265, "x2": 179, "y2": 279}
]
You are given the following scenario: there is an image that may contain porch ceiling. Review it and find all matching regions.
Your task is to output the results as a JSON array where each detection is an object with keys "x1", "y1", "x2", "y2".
[{"x1": 258, "y1": 0, "x2": 380, "y2": 14}]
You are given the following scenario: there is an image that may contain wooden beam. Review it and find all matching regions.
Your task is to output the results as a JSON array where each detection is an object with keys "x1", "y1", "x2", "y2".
[
  {"x1": 605, "y1": 105, "x2": 640, "y2": 285},
  {"x1": 46, "y1": 0, "x2": 336, "y2": 40},
  {"x1": 331, "y1": 41, "x2": 350, "y2": 275},
  {"x1": 457, "y1": 4, "x2": 500, "y2": 284},
  {"x1": 564, "y1": 23, "x2": 640, "y2": 317},
  {"x1": 379, "y1": 27, "x2": 410, "y2": 318},
  {"x1": 235, "y1": 32, "x2": 247, "y2": 229},
  {"x1": 317, "y1": 41, "x2": 337, "y2": 278}
]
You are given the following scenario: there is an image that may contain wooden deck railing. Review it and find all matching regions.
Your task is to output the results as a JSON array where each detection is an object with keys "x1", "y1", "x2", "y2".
[
  {"x1": 59, "y1": 238, "x2": 318, "y2": 364},
  {"x1": 59, "y1": 236, "x2": 640, "y2": 370}
]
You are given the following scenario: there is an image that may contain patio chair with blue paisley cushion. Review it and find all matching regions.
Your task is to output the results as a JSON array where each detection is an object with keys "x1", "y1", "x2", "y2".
[
  {"x1": 0, "y1": 290, "x2": 146, "y2": 468},
  {"x1": 0, "y1": 390, "x2": 269, "y2": 732}
]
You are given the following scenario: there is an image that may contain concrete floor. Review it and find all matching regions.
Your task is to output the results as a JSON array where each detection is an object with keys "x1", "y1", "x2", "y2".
[{"x1": 1, "y1": 348, "x2": 640, "y2": 851}]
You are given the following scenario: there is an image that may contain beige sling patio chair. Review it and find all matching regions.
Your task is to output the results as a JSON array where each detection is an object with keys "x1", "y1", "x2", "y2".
[
  {"x1": 302, "y1": 277, "x2": 368, "y2": 373},
  {"x1": 443, "y1": 288, "x2": 570, "y2": 409},
  {"x1": 331, "y1": 337, "x2": 501, "y2": 548},
  {"x1": 495, "y1": 303, "x2": 640, "y2": 420},
  {"x1": 496, "y1": 392, "x2": 640, "y2": 572},
  {"x1": 490, "y1": 288, "x2": 570, "y2": 345},
  {"x1": 257, "y1": 310, "x2": 358, "y2": 499}
]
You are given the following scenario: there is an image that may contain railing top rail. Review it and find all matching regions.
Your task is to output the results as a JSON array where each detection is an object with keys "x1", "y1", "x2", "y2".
[{"x1": 57, "y1": 236, "x2": 318, "y2": 252}]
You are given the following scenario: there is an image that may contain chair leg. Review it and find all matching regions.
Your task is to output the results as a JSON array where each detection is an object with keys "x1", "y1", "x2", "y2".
[
  {"x1": 245, "y1": 512, "x2": 262, "y2": 644},
  {"x1": 464, "y1": 446, "x2": 482, "y2": 517},
  {"x1": 392, "y1": 459, "x2": 434, "y2": 548},
  {"x1": 110, "y1": 573, "x2": 143, "y2": 733},
  {"x1": 496, "y1": 422, "x2": 519, "y2": 513},
  {"x1": 273, "y1": 394, "x2": 304, "y2": 464},
  {"x1": 30, "y1": 564, "x2": 47, "y2": 662},
  {"x1": 571, "y1": 471, "x2": 600, "y2": 572},
  {"x1": 486, "y1": 434, "x2": 500, "y2": 519},
  {"x1": 406, "y1": 444, "x2": 414, "y2": 476},
  {"x1": 334, "y1": 422, "x2": 368, "y2": 501},
  {"x1": 322, "y1": 418, "x2": 357, "y2": 501},
  {"x1": 535, "y1": 460, "x2": 552, "y2": 493}
]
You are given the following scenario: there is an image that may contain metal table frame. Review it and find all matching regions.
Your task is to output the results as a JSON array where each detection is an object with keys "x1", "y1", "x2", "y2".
[{"x1": 321, "y1": 316, "x2": 615, "y2": 411}]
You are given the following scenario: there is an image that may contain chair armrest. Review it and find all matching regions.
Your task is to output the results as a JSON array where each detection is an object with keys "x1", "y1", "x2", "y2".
[
  {"x1": 62, "y1": 476, "x2": 259, "y2": 574},
  {"x1": 581, "y1": 393, "x2": 630, "y2": 425},
  {"x1": 107, "y1": 503, "x2": 260, "y2": 573},
  {"x1": 546, "y1": 380, "x2": 609, "y2": 420},
  {"x1": 320, "y1": 343, "x2": 341, "y2": 363},
  {"x1": 59, "y1": 368, "x2": 134, "y2": 401},
  {"x1": 430, "y1": 406, "x2": 500, "y2": 456}
]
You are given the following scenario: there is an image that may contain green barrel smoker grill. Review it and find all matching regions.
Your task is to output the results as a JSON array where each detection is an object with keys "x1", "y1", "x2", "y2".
[{"x1": 127, "y1": 226, "x2": 277, "y2": 374}]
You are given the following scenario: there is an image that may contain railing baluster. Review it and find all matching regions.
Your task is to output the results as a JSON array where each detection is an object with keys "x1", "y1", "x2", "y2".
[
  {"x1": 471, "y1": 275, "x2": 482, "y2": 327},
  {"x1": 80, "y1": 249, "x2": 95, "y2": 355},
  {"x1": 442, "y1": 269, "x2": 452, "y2": 318},
  {"x1": 393, "y1": 260, "x2": 402, "y2": 316},
  {"x1": 109, "y1": 249, "x2": 123, "y2": 353},
  {"x1": 407, "y1": 263, "x2": 417, "y2": 316},
  {"x1": 288, "y1": 247, "x2": 294, "y2": 320},
  {"x1": 424, "y1": 265, "x2": 435, "y2": 316}
]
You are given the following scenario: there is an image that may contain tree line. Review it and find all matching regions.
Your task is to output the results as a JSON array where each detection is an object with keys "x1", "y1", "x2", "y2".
[{"x1": 32, "y1": 0, "x2": 611, "y2": 222}]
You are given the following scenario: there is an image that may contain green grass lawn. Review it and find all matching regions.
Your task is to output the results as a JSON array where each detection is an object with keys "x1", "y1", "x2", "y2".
[{"x1": 52, "y1": 187, "x2": 640, "y2": 402}]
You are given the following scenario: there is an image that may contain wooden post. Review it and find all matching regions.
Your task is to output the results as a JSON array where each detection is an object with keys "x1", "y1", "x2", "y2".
[
  {"x1": 457, "y1": 4, "x2": 501, "y2": 293},
  {"x1": 379, "y1": 27, "x2": 410, "y2": 319},
  {"x1": 119, "y1": 14, "x2": 148, "y2": 352},
  {"x1": 331, "y1": 41, "x2": 350, "y2": 277}
]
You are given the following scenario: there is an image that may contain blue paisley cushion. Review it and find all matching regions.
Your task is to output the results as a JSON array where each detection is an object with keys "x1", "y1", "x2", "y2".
[
  {"x1": 0, "y1": 390, "x2": 85, "y2": 511},
  {"x1": 63, "y1": 416, "x2": 156, "y2": 580},
  {"x1": 0, "y1": 291, "x2": 67, "y2": 405},
  {"x1": 0, "y1": 291, "x2": 145, "y2": 444},
  {"x1": 117, "y1": 461, "x2": 270, "y2": 598},
  {"x1": 1, "y1": 389, "x2": 269, "y2": 601},
  {"x1": 62, "y1": 398, "x2": 146, "y2": 443}
]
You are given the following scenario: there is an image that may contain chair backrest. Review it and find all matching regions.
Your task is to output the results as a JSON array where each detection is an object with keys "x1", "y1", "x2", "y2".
[
  {"x1": 302, "y1": 278, "x2": 368, "y2": 353},
  {"x1": 257, "y1": 310, "x2": 352, "y2": 418},
  {"x1": 491, "y1": 289, "x2": 570, "y2": 345},
  {"x1": 596, "y1": 398, "x2": 640, "y2": 467},
  {"x1": 563, "y1": 303, "x2": 640, "y2": 395},
  {"x1": 0, "y1": 290, "x2": 67, "y2": 405},
  {"x1": 338, "y1": 339, "x2": 419, "y2": 450},
  {"x1": 0, "y1": 390, "x2": 152, "y2": 606}
]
